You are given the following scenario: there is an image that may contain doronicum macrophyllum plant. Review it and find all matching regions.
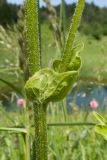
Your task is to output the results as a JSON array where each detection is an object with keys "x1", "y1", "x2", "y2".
[{"x1": 24, "y1": 0, "x2": 85, "y2": 159}]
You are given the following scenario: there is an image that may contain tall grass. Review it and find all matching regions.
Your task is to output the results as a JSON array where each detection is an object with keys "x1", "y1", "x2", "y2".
[{"x1": 0, "y1": 104, "x2": 107, "y2": 160}]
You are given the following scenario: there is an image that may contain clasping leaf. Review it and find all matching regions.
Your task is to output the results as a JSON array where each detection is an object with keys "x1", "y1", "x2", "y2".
[{"x1": 25, "y1": 68, "x2": 78, "y2": 103}]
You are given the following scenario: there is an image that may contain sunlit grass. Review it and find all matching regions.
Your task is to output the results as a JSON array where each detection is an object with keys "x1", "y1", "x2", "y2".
[{"x1": 0, "y1": 103, "x2": 107, "y2": 160}]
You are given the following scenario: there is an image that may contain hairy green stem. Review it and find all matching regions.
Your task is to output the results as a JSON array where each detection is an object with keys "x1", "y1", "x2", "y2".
[
  {"x1": 25, "y1": 0, "x2": 85, "y2": 159},
  {"x1": 25, "y1": 0, "x2": 47, "y2": 159},
  {"x1": 25, "y1": 0, "x2": 41, "y2": 75},
  {"x1": 33, "y1": 103, "x2": 47, "y2": 160},
  {"x1": 60, "y1": 0, "x2": 85, "y2": 72}
]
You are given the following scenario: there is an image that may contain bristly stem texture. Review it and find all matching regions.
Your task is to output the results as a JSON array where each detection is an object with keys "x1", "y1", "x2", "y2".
[
  {"x1": 33, "y1": 103, "x2": 47, "y2": 160},
  {"x1": 25, "y1": 0, "x2": 41, "y2": 75},
  {"x1": 60, "y1": 0, "x2": 85, "y2": 72},
  {"x1": 25, "y1": 0, "x2": 85, "y2": 159},
  {"x1": 25, "y1": 0, "x2": 47, "y2": 159}
]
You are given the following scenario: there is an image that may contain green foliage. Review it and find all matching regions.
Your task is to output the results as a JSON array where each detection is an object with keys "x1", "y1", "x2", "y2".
[
  {"x1": 1, "y1": 1, "x2": 107, "y2": 40},
  {"x1": 25, "y1": 44, "x2": 84, "y2": 104},
  {"x1": 1, "y1": 0, "x2": 107, "y2": 159},
  {"x1": 0, "y1": 133, "x2": 26, "y2": 160},
  {"x1": 67, "y1": 43, "x2": 83, "y2": 71},
  {"x1": 40, "y1": 3, "x2": 107, "y2": 40},
  {"x1": 93, "y1": 112, "x2": 107, "y2": 140},
  {"x1": 81, "y1": 22, "x2": 102, "y2": 40},
  {"x1": 0, "y1": 25, "x2": 24, "y2": 101},
  {"x1": 25, "y1": 0, "x2": 85, "y2": 159},
  {"x1": 25, "y1": 0, "x2": 84, "y2": 104},
  {"x1": 0, "y1": 105, "x2": 27, "y2": 160},
  {"x1": 1, "y1": 105, "x2": 107, "y2": 160},
  {"x1": 0, "y1": 0, "x2": 18, "y2": 26},
  {"x1": 25, "y1": 68, "x2": 77, "y2": 103},
  {"x1": 79, "y1": 3, "x2": 107, "y2": 39}
]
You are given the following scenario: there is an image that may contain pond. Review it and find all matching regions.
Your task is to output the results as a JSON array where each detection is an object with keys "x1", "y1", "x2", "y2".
[
  {"x1": 2, "y1": 82, "x2": 107, "y2": 112},
  {"x1": 67, "y1": 82, "x2": 107, "y2": 112}
]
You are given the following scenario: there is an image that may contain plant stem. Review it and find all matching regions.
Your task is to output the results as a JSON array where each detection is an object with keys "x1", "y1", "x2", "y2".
[
  {"x1": 25, "y1": 0, "x2": 46, "y2": 159},
  {"x1": 60, "y1": 0, "x2": 66, "y2": 46},
  {"x1": 48, "y1": 122, "x2": 96, "y2": 127},
  {"x1": 0, "y1": 127, "x2": 26, "y2": 133},
  {"x1": 60, "y1": 0, "x2": 85, "y2": 72},
  {"x1": 24, "y1": 104, "x2": 30, "y2": 160},
  {"x1": 25, "y1": 0, "x2": 41, "y2": 75},
  {"x1": 62, "y1": 99, "x2": 67, "y2": 122},
  {"x1": 25, "y1": 127, "x2": 30, "y2": 160},
  {"x1": 33, "y1": 103, "x2": 47, "y2": 160}
]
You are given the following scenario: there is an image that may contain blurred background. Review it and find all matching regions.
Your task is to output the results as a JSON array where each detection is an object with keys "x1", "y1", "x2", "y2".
[
  {"x1": 0, "y1": 0, "x2": 107, "y2": 159},
  {"x1": 1, "y1": 0, "x2": 107, "y2": 110}
]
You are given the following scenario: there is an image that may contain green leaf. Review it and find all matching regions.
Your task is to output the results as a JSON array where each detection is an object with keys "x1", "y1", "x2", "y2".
[
  {"x1": 53, "y1": 43, "x2": 83, "y2": 72},
  {"x1": 18, "y1": 134, "x2": 26, "y2": 160},
  {"x1": 93, "y1": 112, "x2": 107, "y2": 140},
  {"x1": 0, "y1": 127, "x2": 26, "y2": 134},
  {"x1": 0, "y1": 78, "x2": 23, "y2": 95},
  {"x1": 52, "y1": 59, "x2": 62, "y2": 72},
  {"x1": 25, "y1": 68, "x2": 78, "y2": 103},
  {"x1": 94, "y1": 125, "x2": 107, "y2": 140},
  {"x1": 25, "y1": 0, "x2": 84, "y2": 106},
  {"x1": 68, "y1": 56, "x2": 81, "y2": 71},
  {"x1": 68, "y1": 43, "x2": 84, "y2": 70},
  {"x1": 93, "y1": 112, "x2": 107, "y2": 125}
]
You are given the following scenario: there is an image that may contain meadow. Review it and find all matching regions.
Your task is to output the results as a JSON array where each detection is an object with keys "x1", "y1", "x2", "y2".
[
  {"x1": 1, "y1": 23, "x2": 107, "y2": 91},
  {"x1": 0, "y1": 22, "x2": 107, "y2": 159},
  {"x1": 0, "y1": 103, "x2": 107, "y2": 160},
  {"x1": 1, "y1": 0, "x2": 107, "y2": 158}
]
